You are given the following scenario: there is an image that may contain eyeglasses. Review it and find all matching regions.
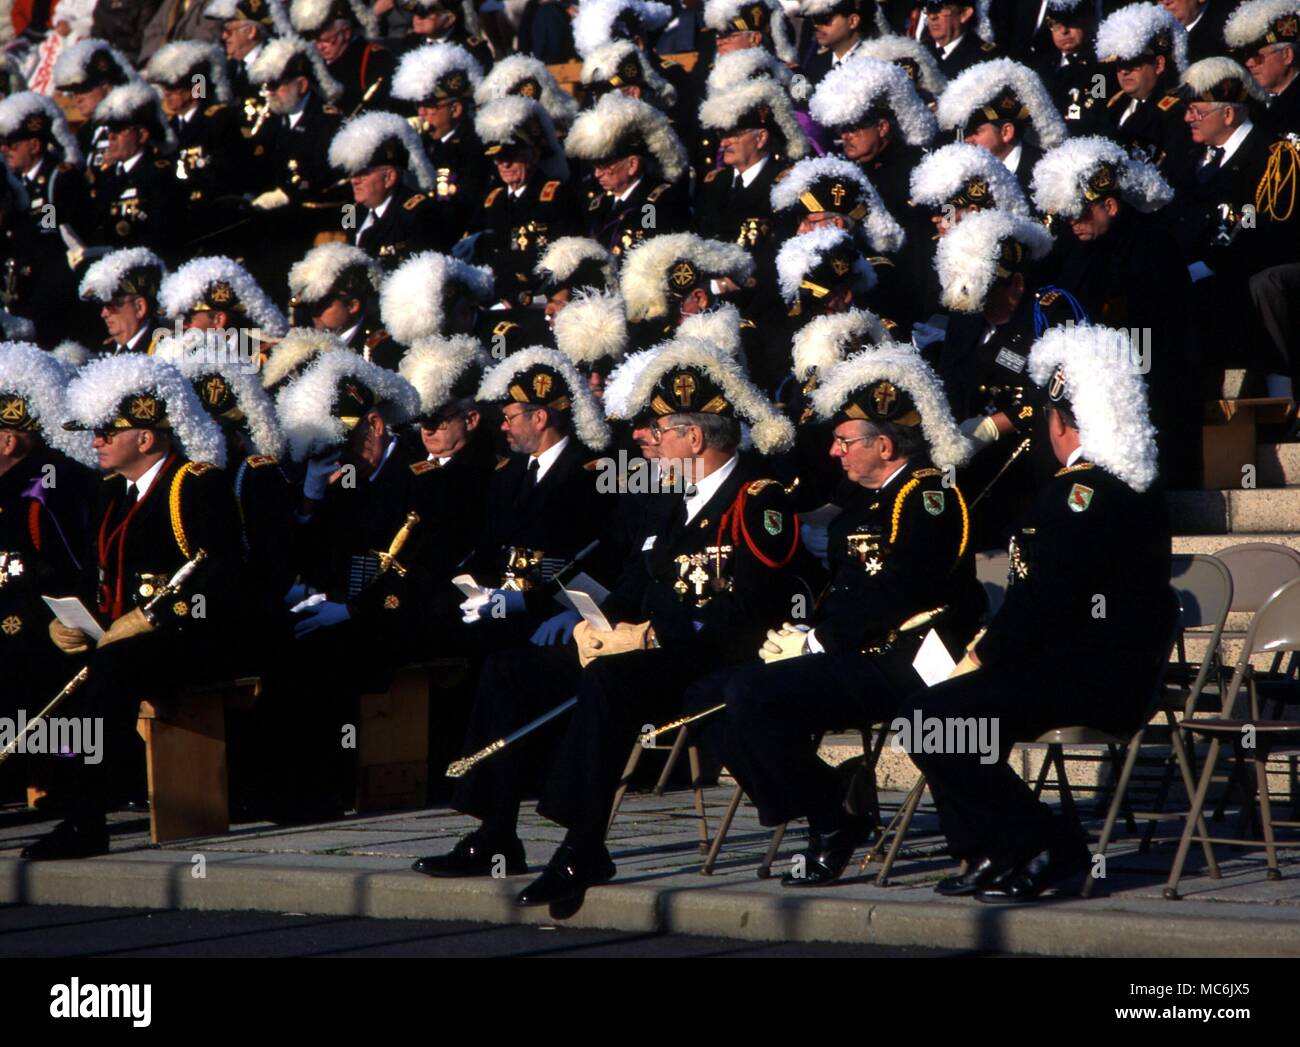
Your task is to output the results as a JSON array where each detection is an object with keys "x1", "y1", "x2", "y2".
[
  {"x1": 649, "y1": 422, "x2": 692, "y2": 444},
  {"x1": 1186, "y1": 104, "x2": 1227, "y2": 122},
  {"x1": 501, "y1": 407, "x2": 535, "y2": 426},
  {"x1": 832, "y1": 433, "x2": 873, "y2": 453},
  {"x1": 421, "y1": 413, "x2": 463, "y2": 432}
]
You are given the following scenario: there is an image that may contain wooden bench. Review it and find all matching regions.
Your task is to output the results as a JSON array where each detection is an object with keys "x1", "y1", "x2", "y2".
[
  {"x1": 136, "y1": 677, "x2": 261, "y2": 844},
  {"x1": 1202, "y1": 397, "x2": 1293, "y2": 489},
  {"x1": 355, "y1": 658, "x2": 468, "y2": 813}
]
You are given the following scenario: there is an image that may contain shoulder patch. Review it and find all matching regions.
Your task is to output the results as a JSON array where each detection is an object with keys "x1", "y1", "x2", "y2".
[
  {"x1": 1067, "y1": 482, "x2": 1094, "y2": 512},
  {"x1": 246, "y1": 455, "x2": 277, "y2": 468},
  {"x1": 703, "y1": 168, "x2": 722, "y2": 183},
  {"x1": 404, "y1": 193, "x2": 426, "y2": 209},
  {"x1": 410, "y1": 460, "x2": 438, "y2": 474},
  {"x1": 484, "y1": 186, "x2": 504, "y2": 207},
  {"x1": 539, "y1": 180, "x2": 560, "y2": 202},
  {"x1": 187, "y1": 462, "x2": 216, "y2": 475},
  {"x1": 1157, "y1": 95, "x2": 1179, "y2": 111}
]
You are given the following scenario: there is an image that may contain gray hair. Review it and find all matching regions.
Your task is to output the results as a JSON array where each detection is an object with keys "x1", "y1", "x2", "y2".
[
  {"x1": 668, "y1": 411, "x2": 741, "y2": 454},
  {"x1": 860, "y1": 417, "x2": 926, "y2": 461}
]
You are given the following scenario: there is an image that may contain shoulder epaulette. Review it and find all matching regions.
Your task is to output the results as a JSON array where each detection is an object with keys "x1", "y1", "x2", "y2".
[
  {"x1": 404, "y1": 192, "x2": 426, "y2": 209},
  {"x1": 169, "y1": 461, "x2": 217, "y2": 558},
  {"x1": 246, "y1": 455, "x2": 277, "y2": 468},
  {"x1": 410, "y1": 460, "x2": 439, "y2": 474},
  {"x1": 492, "y1": 319, "x2": 518, "y2": 337},
  {"x1": 659, "y1": 57, "x2": 679, "y2": 70},
  {"x1": 1053, "y1": 461, "x2": 1097, "y2": 477},
  {"x1": 187, "y1": 462, "x2": 216, "y2": 475},
  {"x1": 739, "y1": 319, "x2": 757, "y2": 329},
  {"x1": 867, "y1": 255, "x2": 895, "y2": 269},
  {"x1": 322, "y1": 104, "x2": 341, "y2": 115},
  {"x1": 484, "y1": 186, "x2": 504, "y2": 207},
  {"x1": 365, "y1": 327, "x2": 389, "y2": 348},
  {"x1": 467, "y1": 34, "x2": 485, "y2": 45},
  {"x1": 979, "y1": 41, "x2": 997, "y2": 52},
  {"x1": 205, "y1": 103, "x2": 228, "y2": 117},
  {"x1": 155, "y1": 159, "x2": 171, "y2": 169},
  {"x1": 703, "y1": 168, "x2": 722, "y2": 183},
  {"x1": 539, "y1": 180, "x2": 560, "y2": 202},
  {"x1": 815, "y1": 46, "x2": 829, "y2": 55},
  {"x1": 773, "y1": 166, "x2": 791, "y2": 182},
  {"x1": 57, "y1": 162, "x2": 75, "y2": 173},
  {"x1": 1157, "y1": 95, "x2": 1179, "y2": 111},
  {"x1": 747, "y1": 478, "x2": 780, "y2": 495},
  {"x1": 495, "y1": 455, "x2": 511, "y2": 471},
  {"x1": 646, "y1": 182, "x2": 670, "y2": 202},
  {"x1": 583, "y1": 458, "x2": 604, "y2": 471},
  {"x1": 1107, "y1": 90, "x2": 1127, "y2": 108},
  {"x1": 589, "y1": 194, "x2": 603, "y2": 211}
]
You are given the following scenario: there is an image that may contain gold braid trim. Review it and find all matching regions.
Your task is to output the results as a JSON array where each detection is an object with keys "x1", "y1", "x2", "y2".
[
  {"x1": 168, "y1": 463, "x2": 199, "y2": 559},
  {"x1": 1256, "y1": 139, "x2": 1299, "y2": 223},
  {"x1": 888, "y1": 469, "x2": 970, "y2": 567}
]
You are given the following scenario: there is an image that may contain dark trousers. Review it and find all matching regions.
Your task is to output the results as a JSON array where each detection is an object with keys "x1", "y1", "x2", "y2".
[
  {"x1": 1250, "y1": 263, "x2": 1300, "y2": 384},
  {"x1": 692, "y1": 653, "x2": 904, "y2": 829},
  {"x1": 897, "y1": 662, "x2": 1139, "y2": 867}
]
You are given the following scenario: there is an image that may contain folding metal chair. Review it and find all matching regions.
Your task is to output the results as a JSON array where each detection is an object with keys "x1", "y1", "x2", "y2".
[{"x1": 607, "y1": 719, "x2": 712, "y2": 856}]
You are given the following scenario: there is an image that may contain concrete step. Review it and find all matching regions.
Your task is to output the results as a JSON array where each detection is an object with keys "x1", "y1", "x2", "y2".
[
  {"x1": 1172, "y1": 533, "x2": 1300, "y2": 555},
  {"x1": 1168, "y1": 488, "x2": 1300, "y2": 534},
  {"x1": 1257, "y1": 442, "x2": 1300, "y2": 487}
]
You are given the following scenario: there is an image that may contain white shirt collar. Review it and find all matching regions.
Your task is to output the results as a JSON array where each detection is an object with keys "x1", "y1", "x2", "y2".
[
  {"x1": 831, "y1": 38, "x2": 863, "y2": 66},
  {"x1": 439, "y1": 126, "x2": 459, "y2": 143},
  {"x1": 941, "y1": 33, "x2": 966, "y2": 59},
  {"x1": 733, "y1": 153, "x2": 770, "y2": 188},
  {"x1": 1185, "y1": 8, "x2": 1206, "y2": 32},
  {"x1": 876, "y1": 459, "x2": 909, "y2": 491},
  {"x1": 614, "y1": 177, "x2": 643, "y2": 203},
  {"x1": 683, "y1": 454, "x2": 738, "y2": 524},
  {"x1": 371, "y1": 193, "x2": 394, "y2": 219},
  {"x1": 1219, "y1": 121, "x2": 1253, "y2": 165},
  {"x1": 1066, "y1": 446, "x2": 1085, "y2": 467},
  {"x1": 23, "y1": 158, "x2": 43, "y2": 181},
  {"x1": 131, "y1": 456, "x2": 169, "y2": 500},
  {"x1": 121, "y1": 151, "x2": 144, "y2": 173},
  {"x1": 1002, "y1": 142, "x2": 1023, "y2": 175},
  {"x1": 340, "y1": 321, "x2": 362, "y2": 346},
  {"x1": 531, "y1": 433, "x2": 570, "y2": 483},
  {"x1": 286, "y1": 92, "x2": 311, "y2": 129},
  {"x1": 243, "y1": 43, "x2": 264, "y2": 71},
  {"x1": 122, "y1": 325, "x2": 150, "y2": 352},
  {"x1": 369, "y1": 436, "x2": 397, "y2": 482},
  {"x1": 177, "y1": 104, "x2": 199, "y2": 124}
]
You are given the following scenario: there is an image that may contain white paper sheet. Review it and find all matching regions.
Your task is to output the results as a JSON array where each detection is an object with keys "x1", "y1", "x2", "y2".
[
  {"x1": 912, "y1": 628, "x2": 956, "y2": 688},
  {"x1": 42, "y1": 596, "x2": 105, "y2": 642}
]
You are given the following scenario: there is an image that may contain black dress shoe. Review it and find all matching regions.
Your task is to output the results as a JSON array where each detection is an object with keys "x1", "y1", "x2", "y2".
[
  {"x1": 515, "y1": 844, "x2": 616, "y2": 908},
  {"x1": 781, "y1": 818, "x2": 876, "y2": 888},
  {"x1": 412, "y1": 831, "x2": 527, "y2": 878},
  {"x1": 20, "y1": 820, "x2": 110, "y2": 861},
  {"x1": 975, "y1": 843, "x2": 1091, "y2": 903},
  {"x1": 934, "y1": 856, "x2": 1015, "y2": 897}
]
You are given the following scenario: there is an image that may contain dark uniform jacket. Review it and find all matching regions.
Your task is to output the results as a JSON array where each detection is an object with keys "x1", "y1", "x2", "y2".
[
  {"x1": 170, "y1": 101, "x2": 250, "y2": 205},
  {"x1": 1260, "y1": 75, "x2": 1300, "y2": 137},
  {"x1": 342, "y1": 320, "x2": 403, "y2": 370},
  {"x1": 1104, "y1": 89, "x2": 1195, "y2": 191},
  {"x1": 973, "y1": 459, "x2": 1171, "y2": 731},
  {"x1": 814, "y1": 459, "x2": 985, "y2": 685},
  {"x1": 77, "y1": 453, "x2": 244, "y2": 634},
  {"x1": 396, "y1": 26, "x2": 495, "y2": 72},
  {"x1": 353, "y1": 182, "x2": 436, "y2": 272},
  {"x1": 473, "y1": 172, "x2": 582, "y2": 301},
  {"x1": 88, "y1": 151, "x2": 186, "y2": 258},
  {"x1": 423, "y1": 120, "x2": 491, "y2": 250},
  {"x1": 263, "y1": 91, "x2": 344, "y2": 205},
  {"x1": 327, "y1": 36, "x2": 396, "y2": 116},
  {"x1": 694, "y1": 156, "x2": 786, "y2": 254},
  {"x1": 585, "y1": 177, "x2": 691, "y2": 259},
  {"x1": 230, "y1": 452, "x2": 297, "y2": 607},
  {"x1": 600, "y1": 456, "x2": 811, "y2": 663},
  {"x1": 76, "y1": 123, "x2": 113, "y2": 172},
  {"x1": 929, "y1": 31, "x2": 1000, "y2": 79}
]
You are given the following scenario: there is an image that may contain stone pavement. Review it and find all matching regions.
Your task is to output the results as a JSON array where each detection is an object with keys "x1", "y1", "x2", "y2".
[{"x1": 3, "y1": 768, "x2": 1300, "y2": 957}]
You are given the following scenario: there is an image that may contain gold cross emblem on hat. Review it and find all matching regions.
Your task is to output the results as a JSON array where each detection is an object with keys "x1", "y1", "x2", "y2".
[
  {"x1": 873, "y1": 381, "x2": 897, "y2": 415},
  {"x1": 673, "y1": 373, "x2": 697, "y2": 405},
  {"x1": 830, "y1": 182, "x2": 845, "y2": 207}
]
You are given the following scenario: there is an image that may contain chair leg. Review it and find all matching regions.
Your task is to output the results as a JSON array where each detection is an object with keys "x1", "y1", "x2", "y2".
[
  {"x1": 1051, "y1": 745, "x2": 1078, "y2": 827},
  {"x1": 700, "y1": 782, "x2": 743, "y2": 876},
  {"x1": 1083, "y1": 730, "x2": 1144, "y2": 898},
  {"x1": 876, "y1": 777, "x2": 926, "y2": 886},
  {"x1": 686, "y1": 741, "x2": 709, "y2": 856},
  {"x1": 1164, "y1": 737, "x2": 1222, "y2": 900},
  {"x1": 757, "y1": 823, "x2": 787, "y2": 879},
  {"x1": 1252, "y1": 747, "x2": 1282, "y2": 882},
  {"x1": 606, "y1": 740, "x2": 644, "y2": 834},
  {"x1": 1168, "y1": 721, "x2": 1221, "y2": 878},
  {"x1": 1032, "y1": 746, "x2": 1052, "y2": 799},
  {"x1": 653, "y1": 728, "x2": 689, "y2": 796}
]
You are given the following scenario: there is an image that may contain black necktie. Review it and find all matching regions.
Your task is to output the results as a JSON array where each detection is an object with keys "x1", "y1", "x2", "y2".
[{"x1": 526, "y1": 457, "x2": 540, "y2": 487}]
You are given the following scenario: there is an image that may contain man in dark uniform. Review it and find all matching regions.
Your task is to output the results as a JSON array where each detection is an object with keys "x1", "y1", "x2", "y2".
[
  {"x1": 1034, "y1": 136, "x2": 1202, "y2": 488},
  {"x1": 391, "y1": 42, "x2": 491, "y2": 251},
  {"x1": 0, "y1": 92, "x2": 95, "y2": 343},
  {"x1": 1165, "y1": 0, "x2": 1230, "y2": 63},
  {"x1": 801, "y1": 0, "x2": 873, "y2": 86},
  {"x1": 290, "y1": 0, "x2": 394, "y2": 115},
  {"x1": 0, "y1": 346, "x2": 97, "y2": 719},
  {"x1": 51, "y1": 39, "x2": 135, "y2": 172},
  {"x1": 1227, "y1": 0, "x2": 1300, "y2": 136},
  {"x1": 28, "y1": 356, "x2": 245, "y2": 860},
  {"x1": 925, "y1": 1, "x2": 1001, "y2": 79},
  {"x1": 207, "y1": 0, "x2": 291, "y2": 145},
  {"x1": 77, "y1": 247, "x2": 169, "y2": 355},
  {"x1": 473, "y1": 96, "x2": 581, "y2": 304},
  {"x1": 394, "y1": 0, "x2": 495, "y2": 71},
  {"x1": 564, "y1": 92, "x2": 691, "y2": 260},
  {"x1": 328, "y1": 111, "x2": 439, "y2": 272},
  {"x1": 414, "y1": 339, "x2": 808, "y2": 909},
  {"x1": 87, "y1": 83, "x2": 186, "y2": 259},
  {"x1": 288, "y1": 242, "x2": 400, "y2": 367},
  {"x1": 158, "y1": 255, "x2": 289, "y2": 353},
  {"x1": 902, "y1": 324, "x2": 1174, "y2": 902},
  {"x1": 145, "y1": 41, "x2": 251, "y2": 221},
  {"x1": 1096, "y1": 2, "x2": 1196, "y2": 190},
  {"x1": 694, "y1": 347, "x2": 985, "y2": 886},
  {"x1": 1032, "y1": 0, "x2": 1110, "y2": 138}
]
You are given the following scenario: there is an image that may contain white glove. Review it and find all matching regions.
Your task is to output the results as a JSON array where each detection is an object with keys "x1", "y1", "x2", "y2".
[
  {"x1": 911, "y1": 322, "x2": 945, "y2": 350},
  {"x1": 251, "y1": 188, "x2": 290, "y2": 210},
  {"x1": 283, "y1": 582, "x2": 319, "y2": 606},
  {"x1": 289, "y1": 591, "x2": 327, "y2": 615},
  {"x1": 960, "y1": 414, "x2": 1001, "y2": 448},
  {"x1": 460, "y1": 588, "x2": 525, "y2": 623},
  {"x1": 531, "y1": 609, "x2": 581, "y2": 646},
  {"x1": 1188, "y1": 260, "x2": 1215, "y2": 283},
  {"x1": 293, "y1": 599, "x2": 351, "y2": 638},
  {"x1": 65, "y1": 246, "x2": 85, "y2": 271},
  {"x1": 759, "y1": 622, "x2": 811, "y2": 663},
  {"x1": 303, "y1": 453, "x2": 341, "y2": 501},
  {"x1": 800, "y1": 522, "x2": 829, "y2": 564}
]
